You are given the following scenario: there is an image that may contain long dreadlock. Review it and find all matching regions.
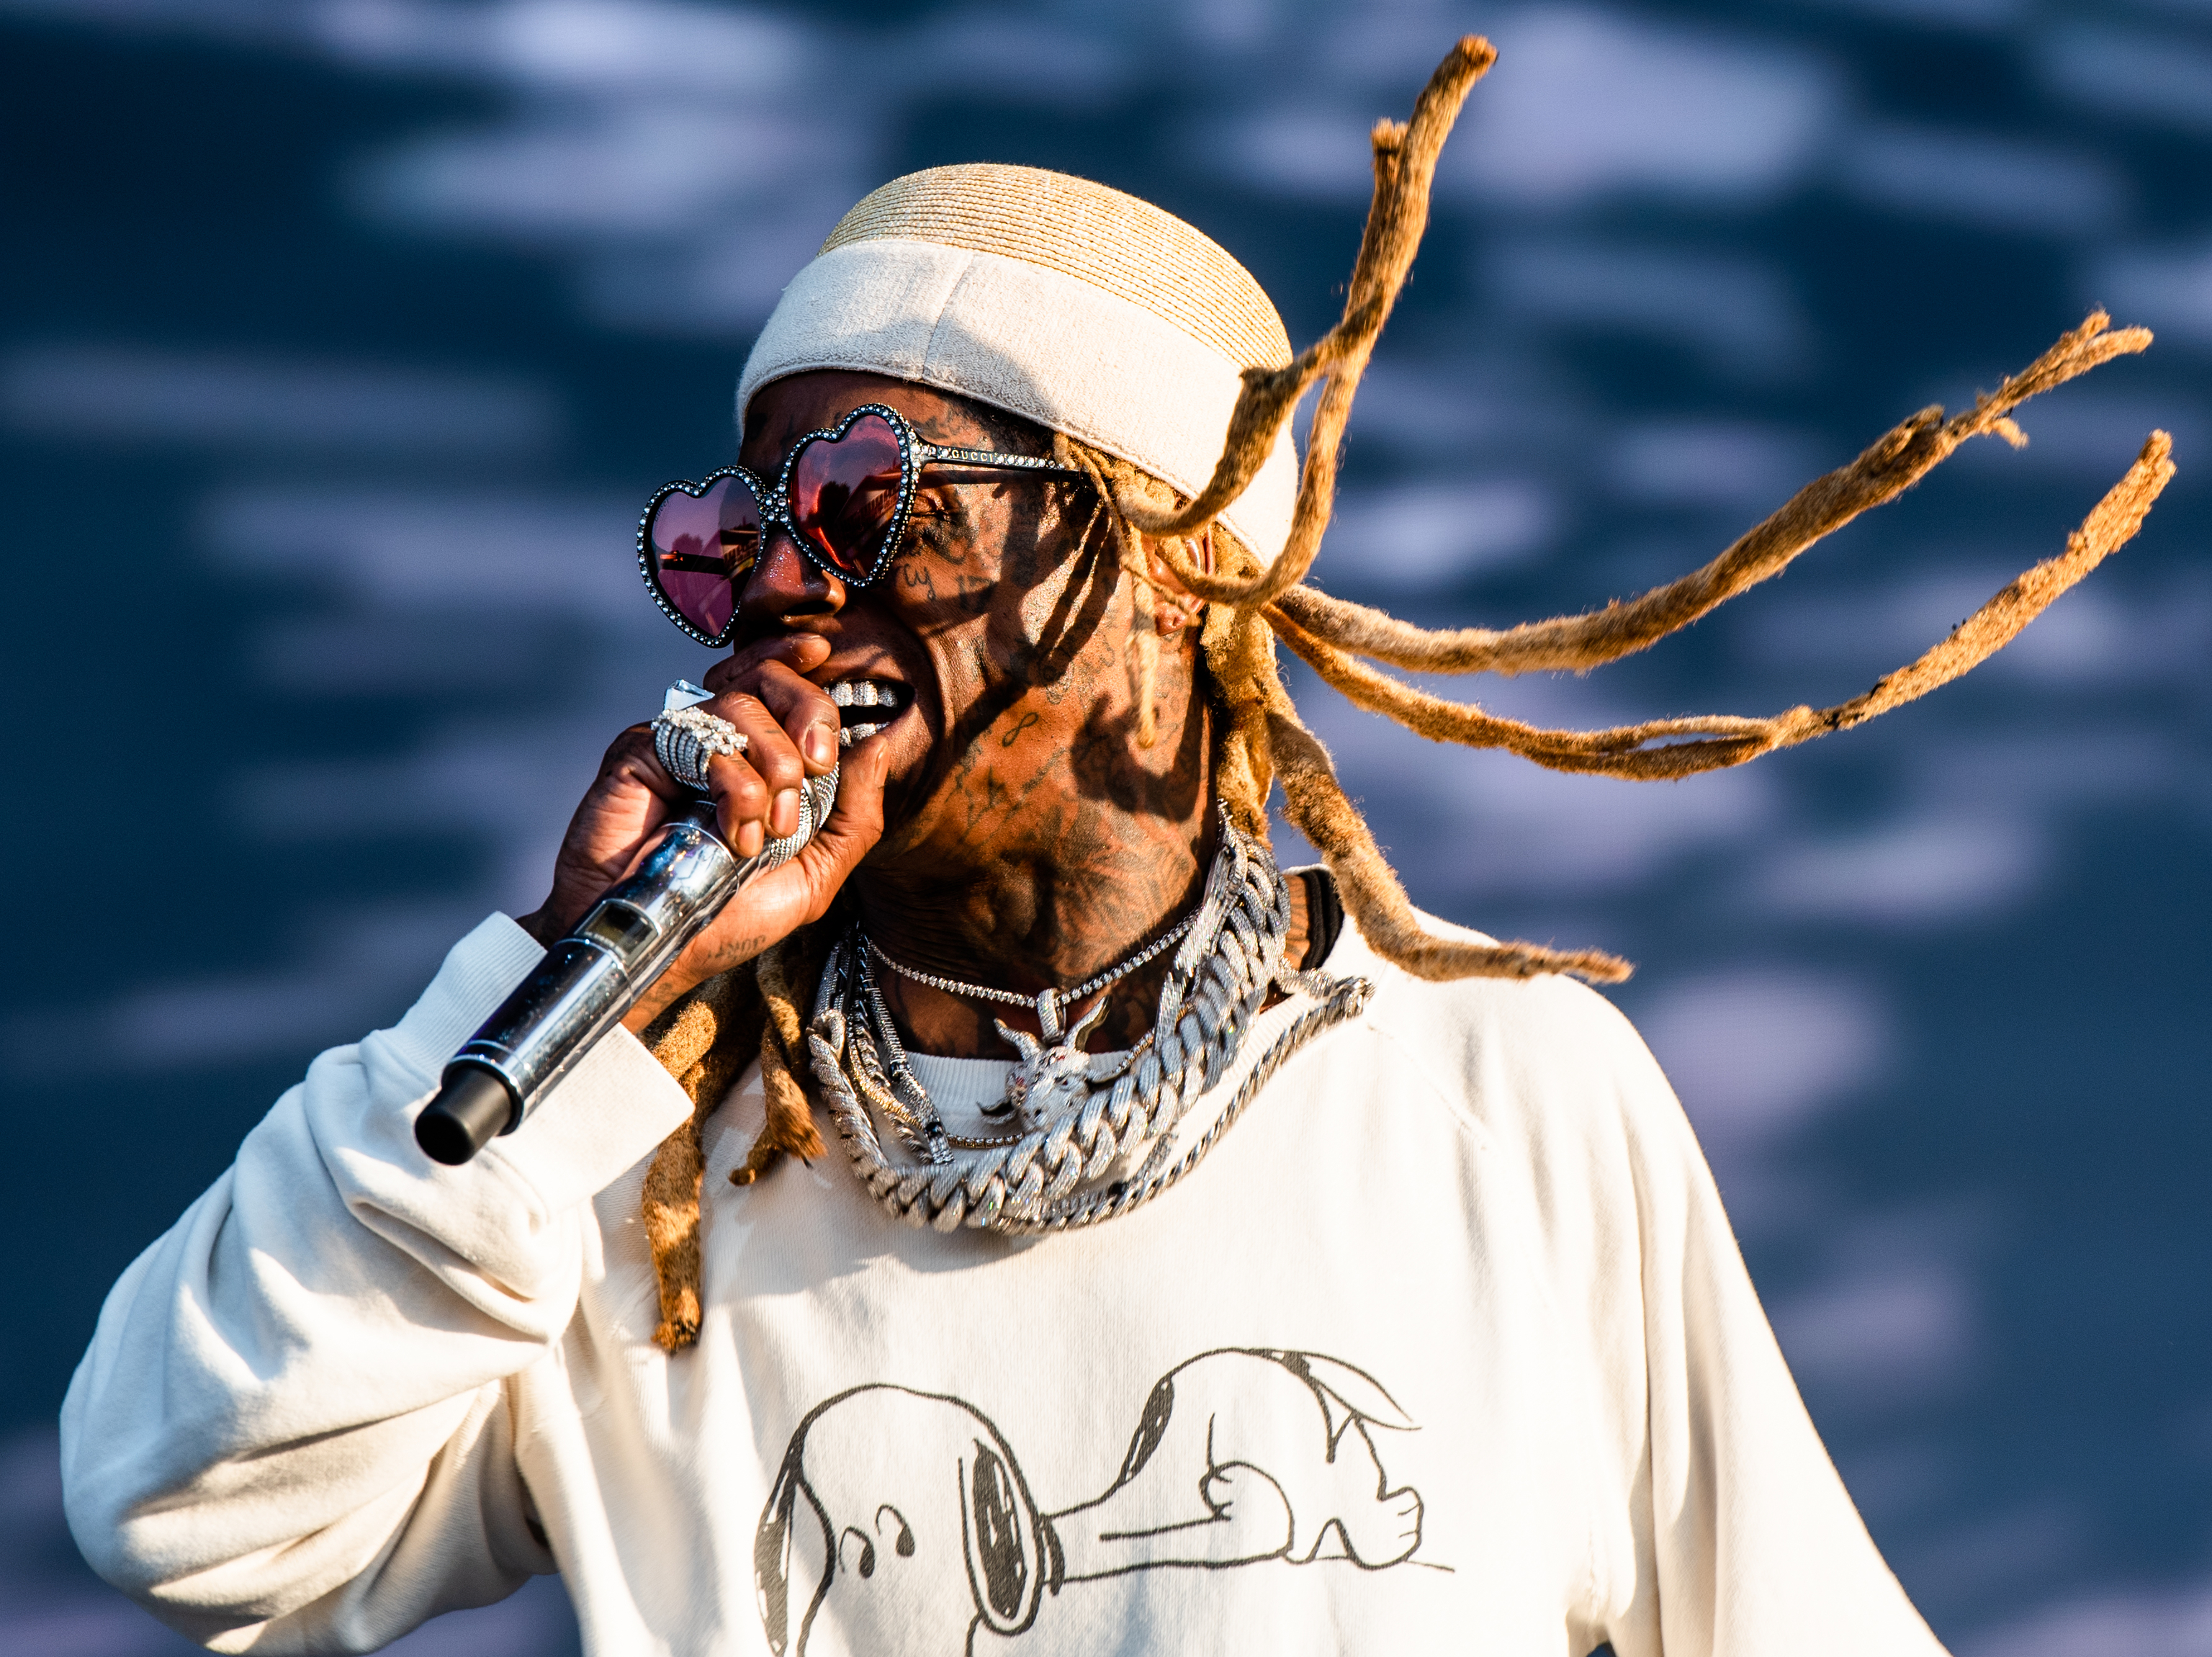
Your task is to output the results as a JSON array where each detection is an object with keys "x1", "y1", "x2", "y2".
[{"x1": 636, "y1": 34, "x2": 2175, "y2": 1349}]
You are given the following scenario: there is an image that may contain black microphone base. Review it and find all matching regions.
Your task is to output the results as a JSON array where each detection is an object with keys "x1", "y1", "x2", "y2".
[{"x1": 415, "y1": 1066, "x2": 519, "y2": 1166}]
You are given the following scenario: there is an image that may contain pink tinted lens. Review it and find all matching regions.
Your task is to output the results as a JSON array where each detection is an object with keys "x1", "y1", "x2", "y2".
[
  {"x1": 789, "y1": 413, "x2": 905, "y2": 579},
  {"x1": 649, "y1": 475, "x2": 760, "y2": 639}
]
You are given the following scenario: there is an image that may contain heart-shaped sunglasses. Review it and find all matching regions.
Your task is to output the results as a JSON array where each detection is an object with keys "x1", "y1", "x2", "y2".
[{"x1": 637, "y1": 402, "x2": 1085, "y2": 647}]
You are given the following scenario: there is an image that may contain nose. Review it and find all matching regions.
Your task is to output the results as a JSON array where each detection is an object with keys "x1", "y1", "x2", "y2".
[{"x1": 742, "y1": 528, "x2": 845, "y2": 628}]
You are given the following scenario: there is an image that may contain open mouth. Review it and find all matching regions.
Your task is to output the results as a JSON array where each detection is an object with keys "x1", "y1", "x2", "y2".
[{"x1": 827, "y1": 678, "x2": 912, "y2": 746}]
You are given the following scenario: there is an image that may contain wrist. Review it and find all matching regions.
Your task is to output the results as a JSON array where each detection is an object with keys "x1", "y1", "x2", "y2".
[{"x1": 621, "y1": 973, "x2": 693, "y2": 1036}]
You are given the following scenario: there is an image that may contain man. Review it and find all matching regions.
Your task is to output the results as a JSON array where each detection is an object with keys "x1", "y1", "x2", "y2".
[{"x1": 62, "y1": 40, "x2": 2167, "y2": 1657}]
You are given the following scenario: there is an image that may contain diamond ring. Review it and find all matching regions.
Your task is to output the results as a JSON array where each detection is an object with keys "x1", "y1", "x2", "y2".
[{"x1": 652, "y1": 704, "x2": 747, "y2": 793}]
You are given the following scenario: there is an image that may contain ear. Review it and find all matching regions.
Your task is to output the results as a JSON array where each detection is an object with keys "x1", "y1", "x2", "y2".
[{"x1": 1146, "y1": 526, "x2": 1213, "y2": 636}]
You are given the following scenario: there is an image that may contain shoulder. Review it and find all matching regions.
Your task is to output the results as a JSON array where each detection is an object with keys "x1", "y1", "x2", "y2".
[{"x1": 1321, "y1": 905, "x2": 1696, "y2": 1177}]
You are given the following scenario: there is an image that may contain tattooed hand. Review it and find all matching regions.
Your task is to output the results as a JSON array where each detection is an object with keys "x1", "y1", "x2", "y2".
[{"x1": 516, "y1": 632, "x2": 894, "y2": 1034}]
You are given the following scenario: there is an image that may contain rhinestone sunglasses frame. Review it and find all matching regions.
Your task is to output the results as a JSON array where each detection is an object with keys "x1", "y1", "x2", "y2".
[{"x1": 636, "y1": 400, "x2": 1086, "y2": 647}]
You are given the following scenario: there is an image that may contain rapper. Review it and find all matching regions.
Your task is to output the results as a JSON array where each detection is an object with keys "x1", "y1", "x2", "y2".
[{"x1": 61, "y1": 40, "x2": 2170, "y2": 1657}]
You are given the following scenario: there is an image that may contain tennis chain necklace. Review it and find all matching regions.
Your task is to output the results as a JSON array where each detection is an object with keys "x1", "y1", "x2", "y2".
[
  {"x1": 866, "y1": 912, "x2": 1193, "y2": 1046},
  {"x1": 806, "y1": 811, "x2": 1372, "y2": 1235}
]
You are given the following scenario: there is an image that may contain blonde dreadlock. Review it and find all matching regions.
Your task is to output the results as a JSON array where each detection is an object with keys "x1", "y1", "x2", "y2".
[
  {"x1": 1092, "y1": 33, "x2": 2170, "y2": 963},
  {"x1": 636, "y1": 925, "x2": 829, "y2": 1350},
  {"x1": 634, "y1": 32, "x2": 2175, "y2": 1347}
]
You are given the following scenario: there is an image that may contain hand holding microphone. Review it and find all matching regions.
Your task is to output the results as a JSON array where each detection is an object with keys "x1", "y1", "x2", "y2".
[{"x1": 415, "y1": 637, "x2": 890, "y2": 1165}]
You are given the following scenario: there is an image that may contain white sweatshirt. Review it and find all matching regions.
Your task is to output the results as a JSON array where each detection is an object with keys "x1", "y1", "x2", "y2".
[{"x1": 62, "y1": 910, "x2": 1948, "y2": 1657}]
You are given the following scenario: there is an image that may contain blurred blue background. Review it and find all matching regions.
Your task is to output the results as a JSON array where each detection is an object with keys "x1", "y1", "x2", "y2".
[{"x1": 1, "y1": 1, "x2": 2207, "y2": 1653}]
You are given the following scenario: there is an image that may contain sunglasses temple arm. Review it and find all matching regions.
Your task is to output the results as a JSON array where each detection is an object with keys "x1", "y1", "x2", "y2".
[{"x1": 915, "y1": 442, "x2": 1084, "y2": 476}]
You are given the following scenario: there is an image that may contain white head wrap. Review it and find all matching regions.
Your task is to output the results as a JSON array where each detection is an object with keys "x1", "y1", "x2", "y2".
[{"x1": 737, "y1": 164, "x2": 1300, "y2": 567}]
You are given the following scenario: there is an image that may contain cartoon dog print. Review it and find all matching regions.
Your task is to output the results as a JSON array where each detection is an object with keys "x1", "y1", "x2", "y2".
[{"x1": 754, "y1": 1348, "x2": 1425, "y2": 1656}]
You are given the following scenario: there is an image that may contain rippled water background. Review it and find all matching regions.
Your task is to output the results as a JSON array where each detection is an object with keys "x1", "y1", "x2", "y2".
[{"x1": 3, "y1": 1, "x2": 2208, "y2": 1652}]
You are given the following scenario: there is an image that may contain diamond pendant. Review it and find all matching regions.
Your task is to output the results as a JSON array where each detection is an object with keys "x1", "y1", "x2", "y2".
[{"x1": 993, "y1": 993, "x2": 1112, "y2": 1131}]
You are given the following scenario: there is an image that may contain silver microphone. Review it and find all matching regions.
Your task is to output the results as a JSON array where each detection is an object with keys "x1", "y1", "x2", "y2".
[{"x1": 415, "y1": 686, "x2": 839, "y2": 1167}]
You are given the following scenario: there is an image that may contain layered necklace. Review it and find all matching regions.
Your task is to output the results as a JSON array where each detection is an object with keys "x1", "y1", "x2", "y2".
[{"x1": 806, "y1": 812, "x2": 1371, "y2": 1235}]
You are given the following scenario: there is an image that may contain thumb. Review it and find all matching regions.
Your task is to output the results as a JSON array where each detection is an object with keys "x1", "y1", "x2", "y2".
[{"x1": 793, "y1": 735, "x2": 891, "y2": 909}]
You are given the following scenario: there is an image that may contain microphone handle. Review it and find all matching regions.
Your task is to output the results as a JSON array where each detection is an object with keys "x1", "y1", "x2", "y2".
[{"x1": 415, "y1": 769, "x2": 837, "y2": 1167}]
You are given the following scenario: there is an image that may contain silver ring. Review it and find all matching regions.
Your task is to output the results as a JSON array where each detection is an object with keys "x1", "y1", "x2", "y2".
[{"x1": 652, "y1": 706, "x2": 746, "y2": 792}]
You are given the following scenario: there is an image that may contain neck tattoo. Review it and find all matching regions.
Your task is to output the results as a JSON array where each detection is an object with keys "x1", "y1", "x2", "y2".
[{"x1": 806, "y1": 810, "x2": 1373, "y2": 1236}]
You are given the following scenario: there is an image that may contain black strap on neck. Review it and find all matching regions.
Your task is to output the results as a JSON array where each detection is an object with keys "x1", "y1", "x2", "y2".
[{"x1": 1297, "y1": 867, "x2": 1345, "y2": 971}]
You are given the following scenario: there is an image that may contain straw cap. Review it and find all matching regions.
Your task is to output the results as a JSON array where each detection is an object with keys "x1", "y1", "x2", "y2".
[{"x1": 738, "y1": 163, "x2": 1300, "y2": 566}]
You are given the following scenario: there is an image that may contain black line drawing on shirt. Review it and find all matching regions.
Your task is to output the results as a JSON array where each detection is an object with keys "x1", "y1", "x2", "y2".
[{"x1": 755, "y1": 1347, "x2": 1427, "y2": 1656}]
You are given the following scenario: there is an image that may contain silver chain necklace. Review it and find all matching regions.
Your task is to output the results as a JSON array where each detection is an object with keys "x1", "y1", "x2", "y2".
[
  {"x1": 805, "y1": 811, "x2": 1372, "y2": 1235},
  {"x1": 864, "y1": 910, "x2": 1195, "y2": 1044}
]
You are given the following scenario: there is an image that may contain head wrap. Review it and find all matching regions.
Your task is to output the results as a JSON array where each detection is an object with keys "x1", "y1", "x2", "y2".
[{"x1": 737, "y1": 163, "x2": 1300, "y2": 567}]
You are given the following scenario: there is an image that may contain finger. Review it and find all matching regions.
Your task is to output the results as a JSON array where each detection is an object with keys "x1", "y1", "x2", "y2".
[
  {"x1": 526, "y1": 727, "x2": 682, "y2": 940},
  {"x1": 629, "y1": 709, "x2": 775, "y2": 858},
  {"x1": 704, "y1": 632, "x2": 829, "y2": 694},
  {"x1": 709, "y1": 693, "x2": 807, "y2": 841},
  {"x1": 700, "y1": 734, "x2": 889, "y2": 945},
  {"x1": 706, "y1": 646, "x2": 841, "y2": 777},
  {"x1": 621, "y1": 712, "x2": 762, "y2": 856},
  {"x1": 623, "y1": 737, "x2": 891, "y2": 1030},
  {"x1": 607, "y1": 723, "x2": 687, "y2": 807},
  {"x1": 711, "y1": 755, "x2": 772, "y2": 861},
  {"x1": 790, "y1": 731, "x2": 891, "y2": 911},
  {"x1": 726, "y1": 729, "x2": 889, "y2": 909},
  {"x1": 745, "y1": 658, "x2": 843, "y2": 776},
  {"x1": 601, "y1": 725, "x2": 712, "y2": 866}
]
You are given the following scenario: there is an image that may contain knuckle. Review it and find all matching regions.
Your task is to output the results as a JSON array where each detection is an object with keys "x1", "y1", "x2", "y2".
[
  {"x1": 744, "y1": 660, "x2": 793, "y2": 697},
  {"x1": 759, "y1": 662, "x2": 835, "y2": 722},
  {"x1": 721, "y1": 767, "x2": 768, "y2": 815},
  {"x1": 606, "y1": 724, "x2": 654, "y2": 769},
  {"x1": 752, "y1": 743, "x2": 804, "y2": 787}
]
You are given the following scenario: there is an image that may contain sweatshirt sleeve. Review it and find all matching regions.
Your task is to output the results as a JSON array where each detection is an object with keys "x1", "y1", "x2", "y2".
[
  {"x1": 59, "y1": 915, "x2": 695, "y2": 1653},
  {"x1": 1583, "y1": 1000, "x2": 1949, "y2": 1657}
]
